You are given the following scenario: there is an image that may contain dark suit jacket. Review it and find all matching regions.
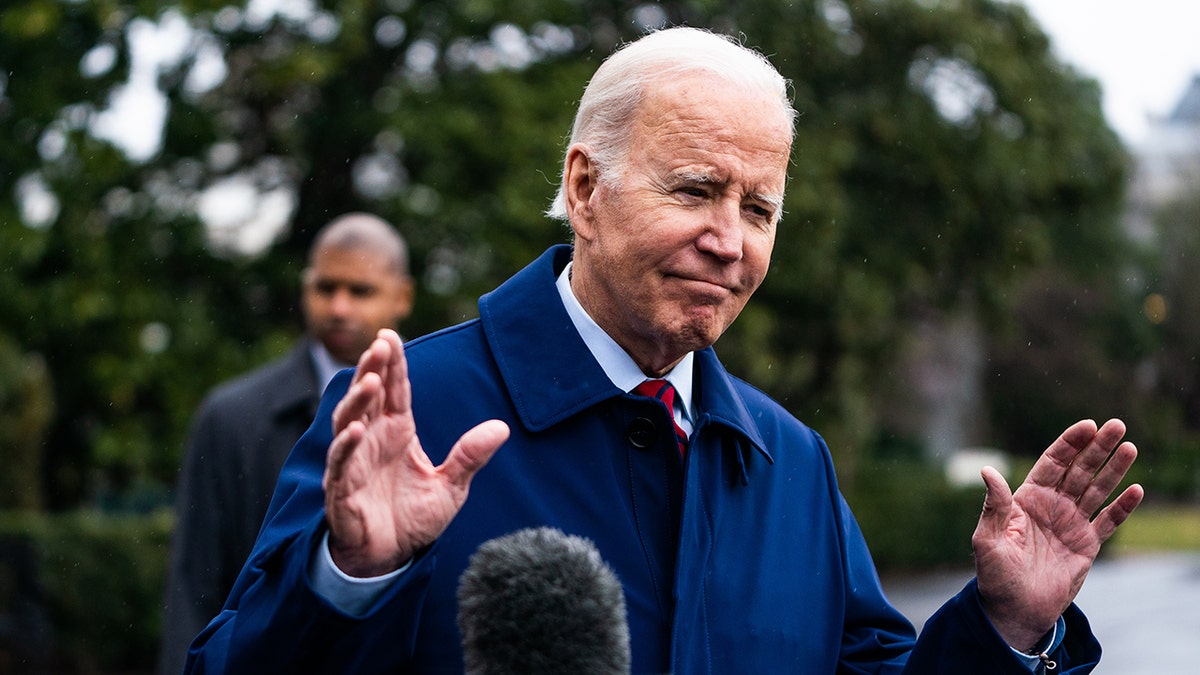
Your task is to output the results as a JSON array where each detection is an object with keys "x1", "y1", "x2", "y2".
[{"x1": 157, "y1": 340, "x2": 322, "y2": 675}]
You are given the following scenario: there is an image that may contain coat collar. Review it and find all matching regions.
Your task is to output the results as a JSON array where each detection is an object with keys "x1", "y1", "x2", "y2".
[
  {"x1": 267, "y1": 339, "x2": 323, "y2": 420},
  {"x1": 478, "y1": 245, "x2": 770, "y2": 464}
]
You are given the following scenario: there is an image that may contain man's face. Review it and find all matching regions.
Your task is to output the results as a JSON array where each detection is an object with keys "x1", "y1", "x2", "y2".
[
  {"x1": 301, "y1": 246, "x2": 413, "y2": 364},
  {"x1": 567, "y1": 74, "x2": 791, "y2": 375}
]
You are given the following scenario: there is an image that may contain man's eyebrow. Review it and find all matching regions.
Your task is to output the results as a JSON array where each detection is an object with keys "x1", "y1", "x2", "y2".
[
  {"x1": 751, "y1": 192, "x2": 784, "y2": 212},
  {"x1": 673, "y1": 170, "x2": 721, "y2": 184},
  {"x1": 671, "y1": 170, "x2": 784, "y2": 214}
]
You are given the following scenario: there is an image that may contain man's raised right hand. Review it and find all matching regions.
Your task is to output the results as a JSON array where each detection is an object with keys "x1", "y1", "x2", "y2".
[{"x1": 323, "y1": 329, "x2": 510, "y2": 577}]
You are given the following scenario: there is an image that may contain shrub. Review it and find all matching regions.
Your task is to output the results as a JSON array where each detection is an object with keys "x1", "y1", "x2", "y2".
[
  {"x1": 845, "y1": 460, "x2": 984, "y2": 572},
  {"x1": 0, "y1": 509, "x2": 171, "y2": 674}
]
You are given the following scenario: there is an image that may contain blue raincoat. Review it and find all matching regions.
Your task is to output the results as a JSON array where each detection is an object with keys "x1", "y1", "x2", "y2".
[{"x1": 186, "y1": 245, "x2": 1101, "y2": 674}]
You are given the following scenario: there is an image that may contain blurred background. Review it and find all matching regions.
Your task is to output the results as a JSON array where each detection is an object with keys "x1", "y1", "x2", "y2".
[{"x1": 1, "y1": 0, "x2": 1198, "y2": 672}]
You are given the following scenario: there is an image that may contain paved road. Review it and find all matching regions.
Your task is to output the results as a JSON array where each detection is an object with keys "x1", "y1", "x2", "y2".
[{"x1": 882, "y1": 551, "x2": 1200, "y2": 674}]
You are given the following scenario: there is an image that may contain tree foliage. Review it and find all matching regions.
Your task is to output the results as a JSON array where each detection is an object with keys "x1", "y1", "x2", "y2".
[
  {"x1": 1131, "y1": 178, "x2": 1200, "y2": 498},
  {"x1": 0, "y1": 0, "x2": 1144, "y2": 509}
]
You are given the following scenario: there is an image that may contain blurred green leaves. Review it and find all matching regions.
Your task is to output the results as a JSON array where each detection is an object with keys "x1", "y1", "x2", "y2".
[{"x1": 1, "y1": 0, "x2": 1182, "y2": 512}]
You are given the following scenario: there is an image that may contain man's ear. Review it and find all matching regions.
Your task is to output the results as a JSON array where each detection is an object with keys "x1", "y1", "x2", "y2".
[
  {"x1": 392, "y1": 275, "x2": 415, "y2": 321},
  {"x1": 563, "y1": 144, "x2": 599, "y2": 241}
]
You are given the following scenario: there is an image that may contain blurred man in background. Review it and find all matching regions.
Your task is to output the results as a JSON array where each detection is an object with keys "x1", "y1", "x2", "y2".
[{"x1": 157, "y1": 212, "x2": 414, "y2": 675}]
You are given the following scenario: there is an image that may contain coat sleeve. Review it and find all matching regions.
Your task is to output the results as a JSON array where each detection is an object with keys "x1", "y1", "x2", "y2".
[
  {"x1": 905, "y1": 578, "x2": 1101, "y2": 674},
  {"x1": 834, "y1": 492, "x2": 918, "y2": 674},
  {"x1": 182, "y1": 370, "x2": 437, "y2": 674}
]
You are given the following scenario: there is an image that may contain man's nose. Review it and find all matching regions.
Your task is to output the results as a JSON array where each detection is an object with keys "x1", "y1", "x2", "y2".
[
  {"x1": 697, "y1": 200, "x2": 744, "y2": 262},
  {"x1": 329, "y1": 288, "x2": 355, "y2": 315}
]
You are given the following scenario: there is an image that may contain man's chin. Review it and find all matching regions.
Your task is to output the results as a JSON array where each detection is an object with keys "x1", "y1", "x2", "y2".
[
  {"x1": 660, "y1": 322, "x2": 723, "y2": 360},
  {"x1": 320, "y1": 334, "x2": 368, "y2": 365},
  {"x1": 677, "y1": 308, "x2": 735, "y2": 347}
]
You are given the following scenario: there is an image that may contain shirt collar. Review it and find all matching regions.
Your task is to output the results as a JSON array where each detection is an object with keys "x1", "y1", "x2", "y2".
[
  {"x1": 309, "y1": 340, "x2": 353, "y2": 392},
  {"x1": 555, "y1": 262, "x2": 694, "y2": 424}
]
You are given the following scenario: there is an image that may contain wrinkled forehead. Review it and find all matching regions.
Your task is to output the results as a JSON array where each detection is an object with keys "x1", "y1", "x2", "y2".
[
  {"x1": 635, "y1": 75, "x2": 793, "y2": 167},
  {"x1": 639, "y1": 68, "x2": 794, "y2": 142}
]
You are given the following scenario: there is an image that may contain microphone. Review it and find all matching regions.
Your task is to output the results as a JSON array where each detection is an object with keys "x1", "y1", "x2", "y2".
[{"x1": 456, "y1": 527, "x2": 631, "y2": 675}]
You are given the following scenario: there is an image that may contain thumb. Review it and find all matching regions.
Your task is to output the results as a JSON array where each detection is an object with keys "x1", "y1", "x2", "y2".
[
  {"x1": 439, "y1": 419, "x2": 510, "y2": 487},
  {"x1": 976, "y1": 466, "x2": 1014, "y2": 539}
]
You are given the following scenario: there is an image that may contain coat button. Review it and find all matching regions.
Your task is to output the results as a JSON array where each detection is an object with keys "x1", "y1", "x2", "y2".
[{"x1": 627, "y1": 417, "x2": 656, "y2": 449}]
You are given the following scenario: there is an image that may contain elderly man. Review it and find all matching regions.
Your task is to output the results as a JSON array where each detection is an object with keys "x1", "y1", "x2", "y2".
[
  {"x1": 185, "y1": 28, "x2": 1141, "y2": 674},
  {"x1": 160, "y1": 213, "x2": 413, "y2": 675}
]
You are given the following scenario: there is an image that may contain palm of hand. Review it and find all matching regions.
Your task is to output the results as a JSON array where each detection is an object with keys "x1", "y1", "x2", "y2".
[
  {"x1": 321, "y1": 330, "x2": 510, "y2": 578},
  {"x1": 974, "y1": 480, "x2": 1100, "y2": 631},
  {"x1": 972, "y1": 418, "x2": 1143, "y2": 650},
  {"x1": 325, "y1": 412, "x2": 468, "y2": 575}
]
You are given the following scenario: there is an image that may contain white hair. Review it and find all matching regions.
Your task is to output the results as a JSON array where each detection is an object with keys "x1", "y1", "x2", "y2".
[{"x1": 546, "y1": 27, "x2": 795, "y2": 220}]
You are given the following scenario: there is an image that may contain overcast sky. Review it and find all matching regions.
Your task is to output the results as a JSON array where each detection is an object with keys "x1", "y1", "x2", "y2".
[{"x1": 1014, "y1": 0, "x2": 1200, "y2": 145}]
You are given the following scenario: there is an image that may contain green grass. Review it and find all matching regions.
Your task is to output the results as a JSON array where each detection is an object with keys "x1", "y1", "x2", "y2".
[{"x1": 1111, "y1": 502, "x2": 1200, "y2": 553}]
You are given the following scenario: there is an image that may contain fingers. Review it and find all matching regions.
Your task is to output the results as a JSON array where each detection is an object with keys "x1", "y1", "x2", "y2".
[
  {"x1": 332, "y1": 371, "x2": 383, "y2": 434},
  {"x1": 439, "y1": 419, "x2": 511, "y2": 488},
  {"x1": 1023, "y1": 419, "x2": 1099, "y2": 488},
  {"x1": 1076, "y1": 441, "x2": 1138, "y2": 517},
  {"x1": 324, "y1": 419, "x2": 366, "y2": 490},
  {"x1": 332, "y1": 329, "x2": 408, "y2": 433},
  {"x1": 1057, "y1": 419, "x2": 1128, "y2": 498},
  {"x1": 351, "y1": 330, "x2": 394, "y2": 386},
  {"x1": 1025, "y1": 419, "x2": 1125, "y2": 495},
  {"x1": 1021, "y1": 418, "x2": 1143, "y2": 538},
  {"x1": 974, "y1": 465, "x2": 1014, "y2": 542},
  {"x1": 375, "y1": 329, "x2": 411, "y2": 417},
  {"x1": 1092, "y1": 483, "x2": 1145, "y2": 543}
]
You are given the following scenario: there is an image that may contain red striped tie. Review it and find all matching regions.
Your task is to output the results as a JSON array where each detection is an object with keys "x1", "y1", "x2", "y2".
[{"x1": 633, "y1": 379, "x2": 688, "y2": 457}]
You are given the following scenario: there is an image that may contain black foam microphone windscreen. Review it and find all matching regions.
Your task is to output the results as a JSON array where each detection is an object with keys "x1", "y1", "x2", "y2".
[{"x1": 456, "y1": 527, "x2": 631, "y2": 675}]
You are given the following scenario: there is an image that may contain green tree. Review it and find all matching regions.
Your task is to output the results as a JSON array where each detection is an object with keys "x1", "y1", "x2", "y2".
[
  {"x1": 717, "y1": 0, "x2": 1131, "y2": 473},
  {"x1": 0, "y1": 0, "x2": 1133, "y2": 508},
  {"x1": 1133, "y1": 176, "x2": 1200, "y2": 498},
  {"x1": 1, "y1": 1, "x2": 299, "y2": 508},
  {"x1": 1150, "y1": 185, "x2": 1200, "y2": 430}
]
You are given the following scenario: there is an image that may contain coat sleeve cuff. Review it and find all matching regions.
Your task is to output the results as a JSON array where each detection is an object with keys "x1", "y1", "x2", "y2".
[
  {"x1": 1008, "y1": 615, "x2": 1066, "y2": 672},
  {"x1": 909, "y1": 578, "x2": 1100, "y2": 674},
  {"x1": 308, "y1": 528, "x2": 413, "y2": 616}
]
